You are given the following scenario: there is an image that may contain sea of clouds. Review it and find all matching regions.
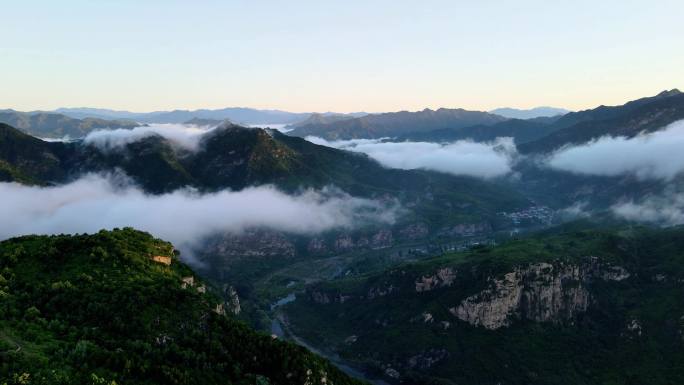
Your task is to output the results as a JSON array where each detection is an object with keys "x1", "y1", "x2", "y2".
[
  {"x1": 546, "y1": 119, "x2": 684, "y2": 181},
  {"x1": 27, "y1": 118, "x2": 684, "y2": 232},
  {"x1": 307, "y1": 136, "x2": 517, "y2": 179},
  {"x1": 612, "y1": 191, "x2": 684, "y2": 226},
  {"x1": 0, "y1": 174, "x2": 398, "y2": 263},
  {"x1": 541, "y1": 119, "x2": 684, "y2": 225}
]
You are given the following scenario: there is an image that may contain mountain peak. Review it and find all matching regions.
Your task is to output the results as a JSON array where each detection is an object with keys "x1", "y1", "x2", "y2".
[
  {"x1": 656, "y1": 88, "x2": 681, "y2": 98},
  {"x1": 490, "y1": 106, "x2": 570, "y2": 120}
]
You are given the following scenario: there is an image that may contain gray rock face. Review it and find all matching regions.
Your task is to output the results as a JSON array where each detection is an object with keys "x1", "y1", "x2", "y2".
[
  {"x1": 310, "y1": 290, "x2": 332, "y2": 304},
  {"x1": 367, "y1": 284, "x2": 397, "y2": 299},
  {"x1": 334, "y1": 234, "x2": 355, "y2": 252},
  {"x1": 307, "y1": 228, "x2": 395, "y2": 255},
  {"x1": 226, "y1": 285, "x2": 241, "y2": 315},
  {"x1": 307, "y1": 238, "x2": 327, "y2": 254},
  {"x1": 206, "y1": 229, "x2": 295, "y2": 258},
  {"x1": 399, "y1": 223, "x2": 429, "y2": 240},
  {"x1": 370, "y1": 229, "x2": 393, "y2": 249},
  {"x1": 415, "y1": 267, "x2": 457, "y2": 292},
  {"x1": 407, "y1": 348, "x2": 450, "y2": 370},
  {"x1": 450, "y1": 260, "x2": 629, "y2": 329}
]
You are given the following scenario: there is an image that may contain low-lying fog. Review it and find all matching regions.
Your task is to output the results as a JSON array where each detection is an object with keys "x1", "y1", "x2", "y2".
[{"x1": 0, "y1": 174, "x2": 398, "y2": 264}]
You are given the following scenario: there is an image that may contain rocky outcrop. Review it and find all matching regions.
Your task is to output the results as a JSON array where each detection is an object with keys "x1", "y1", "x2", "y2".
[
  {"x1": 371, "y1": 229, "x2": 393, "y2": 249},
  {"x1": 450, "y1": 260, "x2": 630, "y2": 329},
  {"x1": 626, "y1": 318, "x2": 642, "y2": 337},
  {"x1": 334, "y1": 234, "x2": 355, "y2": 252},
  {"x1": 415, "y1": 267, "x2": 456, "y2": 292},
  {"x1": 307, "y1": 229, "x2": 395, "y2": 255},
  {"x1": 206, "y1": 229, "x2": 295, "y2": 259},
  {"x1": 399, "y1": 223, "x2": 429, "y2": 240},
  {"x1": 310, "y1": 290, "x2": 332, "y2": 304},
  {"x1": 226, "y1": 285, "x2": 241, "y2": 315},
  {"x1": 307, "y1": 238, "x2": 327, "y2": 254},
  {"x1": 421, "y1": 312, "x2": 434, "y2": 323},
  {"x1": 601, "y1": 265, "x2": 630, "y2": 281},
  {"x1": 407, "y1": 348, "x2": 450, "y2": 370},
  {"x1": 367, "y1": 284, "x2": 397, "y2": 299}
]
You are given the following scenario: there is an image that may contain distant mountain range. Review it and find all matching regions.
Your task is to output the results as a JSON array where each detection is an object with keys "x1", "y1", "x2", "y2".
[
  {"x1": 519, "y1": 88, "x2": 684, "y2": 153},
  {"x1": 183, "y1": 117, "x2": 227, "y2": 127},
  {"x1": 7, "y1": 92, "x2": 679, "y2": 147},
  {"x1": 490, "y1": 106, "x2": 570, "y2": 119},
  {"x1": 284, "y1": 112, "x2": 360, "y2": 129},
  {"x1": 288, "y1": 108, "x2": 508, "y2": 140},
  {"x1": 0, "y1": 109, "x2": 140, "y2": 138},
  {"x1": 399, "y1": 116, "x2": 562, "y2": 144},
  {"x1": 383, "y1": 89, "x2": 684, "y2": 149},
  {"x1": 54, "y1": 106, "x2": 311, "y2": 125},
  {"x1": 54, "y1": 107, "x2": 366, "y2": 126}
]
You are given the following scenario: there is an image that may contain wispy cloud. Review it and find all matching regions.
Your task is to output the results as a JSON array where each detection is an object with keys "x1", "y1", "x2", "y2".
[
  {"x1": 84, "y1": 123, "x2": 216, "y2": 151},
  {"x1": 307, "y1": 136, "x2": 516, "y2": 179},
  {"x1": 546, "y1": 119, "x2": 684, "y2": 180},
  {"x1": 612, "y1": 191, "x2": 684, "y2": 226}
]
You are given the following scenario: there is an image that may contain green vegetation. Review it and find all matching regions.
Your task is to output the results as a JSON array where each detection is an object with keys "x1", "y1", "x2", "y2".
[
  {"x1": 284, "y1": 225, "x2": 684, "y2": 384},
  {"x1": 0, "y1": 228, "x2": 363, "y2": 385},
  {"x1": 0, "y1": 123, "x2": 70, "y2": 184}
]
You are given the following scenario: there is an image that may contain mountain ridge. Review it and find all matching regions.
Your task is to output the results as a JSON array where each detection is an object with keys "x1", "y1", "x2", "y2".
[
  {"x1": 520, "y1": 89, "x2": 684, "y2": 153},
  {"x1": 288, "y1": 108, "x2": 508, "y2": 140},
  {"x1": 54, "y1": 107, "x2": 364, "y2": 126},
  {"x1": 0, "y1": 110, "x2": 140, "y2": 139},
  {"x1": 0, "y1": 228, "x2": 364, "y2": 385},
  {"x1": 490, "y1": 106, "x2": 570, "y2": 119}
]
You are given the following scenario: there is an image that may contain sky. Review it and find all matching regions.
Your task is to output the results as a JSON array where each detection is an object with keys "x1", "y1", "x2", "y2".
[{"x1": 2, "y1": 0, "x2": 683, "y2": 113}]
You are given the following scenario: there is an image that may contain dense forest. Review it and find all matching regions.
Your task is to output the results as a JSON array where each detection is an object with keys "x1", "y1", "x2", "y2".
[
  {"x1": 284, "y1": 223, "x2": 684, "y2": 384},
  {"x1": 0, "y1": 228, "x2": 363, "y2": 385}
]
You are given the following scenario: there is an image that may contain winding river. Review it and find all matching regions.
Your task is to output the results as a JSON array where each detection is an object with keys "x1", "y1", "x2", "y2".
[{"x1": 270, "y1": 293, "x2": 390, "y2": 385}]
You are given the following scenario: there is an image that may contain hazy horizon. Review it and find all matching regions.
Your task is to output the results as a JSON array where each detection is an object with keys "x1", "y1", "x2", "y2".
[{"x1": 3, "y1": 0, "x2": 683, "y2": 113}]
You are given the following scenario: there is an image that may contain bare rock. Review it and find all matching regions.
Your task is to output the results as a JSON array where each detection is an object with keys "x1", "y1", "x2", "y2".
[
  {"x1": 450, "y1": 260, "x2": 630, "y2": 329},
  {"x1": 415, "y1": 267, "x2": 456, "y2": 292}
]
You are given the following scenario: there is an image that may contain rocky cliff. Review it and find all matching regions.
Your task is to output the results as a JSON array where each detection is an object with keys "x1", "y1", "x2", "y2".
[
  {"x1": 450, "y1": 259, "x2": 630, "y2": 329},
  {"x1": 203, "y1": 229, "x2": 296, "y2": 259}
]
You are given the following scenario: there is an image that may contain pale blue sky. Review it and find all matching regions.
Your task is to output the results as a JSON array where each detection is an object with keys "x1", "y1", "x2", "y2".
[{"x1": 2, "y1": 0, "x2": 683, "y2": 113}]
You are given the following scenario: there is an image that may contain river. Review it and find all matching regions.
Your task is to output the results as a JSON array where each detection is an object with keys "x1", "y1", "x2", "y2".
[{"x1": 270, "y1": 293, "x2": 390, "y2": 385}]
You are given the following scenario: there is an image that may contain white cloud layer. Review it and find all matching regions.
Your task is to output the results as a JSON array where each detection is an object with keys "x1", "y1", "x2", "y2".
[
  {"x1": 612, "y1": 192, "x2": 684, "y2": 226},
  {"x1": 0, "y1": 175, "x2": 397, "y2": 260},
  {"x1": 84, "y1": 123, "x2": 216, "y2": 151},
  {"x1": 547, "y1": 119, "x2": 684, "y2": 180},
  {"x1": 307, "y1": 136, "x2": 516, "y2": 178}
]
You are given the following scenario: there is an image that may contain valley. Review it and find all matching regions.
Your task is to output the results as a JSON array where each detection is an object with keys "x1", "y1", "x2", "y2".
[
  {"x1": 4, "y1": 3, "x2": 684, "y2": 384},
  {"x1": 281, "y1": 224, "x2": 684, "y2": 384},
  {"x1": 2, "y1": 89, "x2": 684, "y2": 384}
]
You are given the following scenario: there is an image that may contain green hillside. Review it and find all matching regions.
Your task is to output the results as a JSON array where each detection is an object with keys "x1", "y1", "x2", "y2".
[
  {"x1": 0, "y1": 229, "x2": 364, "y2": 385},
  {"x1": 283, "y1": 224, "x2": 684, "y2": 384},
  {"x1": 0, "y1": 123, "x2": 73, "y2": 184}
]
